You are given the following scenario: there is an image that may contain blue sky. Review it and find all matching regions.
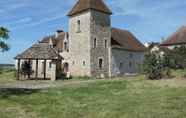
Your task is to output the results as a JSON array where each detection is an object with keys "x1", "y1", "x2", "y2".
[{"x1": 1, "y1": 0, "x2": 186, "y2": 64}]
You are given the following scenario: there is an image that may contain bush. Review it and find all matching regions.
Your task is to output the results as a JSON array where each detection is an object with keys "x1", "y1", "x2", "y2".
[{"x1": 143, "y1": 52, "x2": 163, "y2": 80}]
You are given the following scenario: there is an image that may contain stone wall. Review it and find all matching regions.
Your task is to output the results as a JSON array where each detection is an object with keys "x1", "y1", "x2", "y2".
[
  {"x1": 90, "y1": 11, "x2": 111, "y2": 78},
  {"x1": 68, "y1": 11, "x2": 92, "y2": 76},
  {"x1": 111, "y1": 48, "x2": 144, "y2": 76}
]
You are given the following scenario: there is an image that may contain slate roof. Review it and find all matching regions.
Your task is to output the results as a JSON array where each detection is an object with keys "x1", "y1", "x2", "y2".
[
  {"x1": 68, "y1": 0, "x2": 112, "y2": 16},
  {"x1": 15, "y1": 43, "x2": 62, "y2": 60},
  {"x1": 111, "y1": 28, "x2": 146, "y2": 52},
  {"x1": 161, "y1": 26, "x2": 186, "y2": 46}
]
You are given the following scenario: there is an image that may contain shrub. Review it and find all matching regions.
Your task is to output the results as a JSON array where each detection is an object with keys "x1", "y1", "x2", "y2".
[{"x1": 143, "y1": 52, "x2": 163, "y2": 80}]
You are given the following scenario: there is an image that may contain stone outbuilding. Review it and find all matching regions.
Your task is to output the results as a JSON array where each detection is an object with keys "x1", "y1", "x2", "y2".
[{"x1": 15, "y1": 43, "x2": 62, "y2": 81}]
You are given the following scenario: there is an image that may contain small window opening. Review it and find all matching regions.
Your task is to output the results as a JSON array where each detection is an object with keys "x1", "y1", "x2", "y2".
[
  {"x1": 105, "y1": 39, "x2": 107, "y2": 48},
  {"x1": 99, "y1": 58, "x2": 103, "y2": 69},
  {"x1": 77, "y1": 20, "x2": 81, "y2": 32},
  {"x1": 94, "y1": 38, "x2": 97, "y2": 48},
  {"x1": 64, "y1": 42, "x2": 68, "y2": 51},
  {"x1": 83, "y1": 61, "x2": 86, "y2": 66}
]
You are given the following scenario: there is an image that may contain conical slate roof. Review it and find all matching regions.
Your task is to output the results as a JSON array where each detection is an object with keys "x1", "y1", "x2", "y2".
[
  {"x1": 161, "y1": 26, "x2": 186, "y2": 46},
  {"x1": 68, "y1": 0, "x2": 112, "y2": 16}
]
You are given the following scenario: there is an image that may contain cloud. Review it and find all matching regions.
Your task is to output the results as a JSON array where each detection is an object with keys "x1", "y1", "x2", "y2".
[{"x1": 11, "y1": 15, "x2": 65, "y2": 30}]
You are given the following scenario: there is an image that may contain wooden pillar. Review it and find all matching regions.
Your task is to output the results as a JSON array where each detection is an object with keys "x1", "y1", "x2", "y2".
[
  {"x1": 35, "y1": 59, "x2": 38, "y2": 79},
  {"x1": 44, "y1": 60, "x2": 46, "y2": 80},
  {"x1": 17, "y1": 59, "x2": 21, "y2": 80},
  {"x1": 28, "y1": 59, "x2": 31, "y2": 79}
]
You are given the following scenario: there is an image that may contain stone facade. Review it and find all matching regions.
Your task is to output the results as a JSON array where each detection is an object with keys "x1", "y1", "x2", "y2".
[
  {"x1": 69, "y1": 11, "x2": 92, "y2": 77},
  {"x1": 90, "y1": 11, "x2": 111, "y2": 78},
  {"x1": 111, "y1": 48, "x2": 144, "y2": 76},
  {"x1": 68, "y1": 10, "x2": 111, "y2": 77}
]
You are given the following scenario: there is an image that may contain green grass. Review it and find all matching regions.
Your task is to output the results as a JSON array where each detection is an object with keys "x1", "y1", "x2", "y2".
[
  {"x1": 1, "y1": 77, "x2": 186, "y2": 118},
  {"x1": 0, "y1": 69, "x2": 16, "y2": 84}
]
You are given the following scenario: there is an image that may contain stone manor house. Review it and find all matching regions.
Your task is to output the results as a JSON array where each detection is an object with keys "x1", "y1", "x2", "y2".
[{"x1": 15, "y1": 0, "x2": 146, "y2": 80}]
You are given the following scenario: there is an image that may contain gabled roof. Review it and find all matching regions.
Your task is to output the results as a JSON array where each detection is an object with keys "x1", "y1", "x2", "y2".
[
  {"x1": 40, "y1": 32, "x2": 66, "y2": 52},
  {"x1": 68, "y1": 0, "x2": 112, "y2": 16},
  {"x1": 161, "y1": 26, "x2": 186, "y2": 46},
  {"x1": 111, "y1": 28, "x2": 146, "y2": 52},
  {"x1": 15, "y1": 43, "x2": 62, "y2": 60}
]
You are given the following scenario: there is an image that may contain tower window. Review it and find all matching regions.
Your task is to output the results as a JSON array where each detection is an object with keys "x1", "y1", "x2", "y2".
[
  {"x1": 64, "y1": 42, "x2": 68, "y2": 52},
  {"x1": 77, "y1": 20, "x2": 81, "y2": 33},
  {"x1": 99, "y1": 58, "x2": 103, "y2": 69},
  {"x1": 94, "y1": 38, "x2": 97, "y2": 48},
  {"x1": 105, "y1": 39, "x2": 107, "y2": 48}
]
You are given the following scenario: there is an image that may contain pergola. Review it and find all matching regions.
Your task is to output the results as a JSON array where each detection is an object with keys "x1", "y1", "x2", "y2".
[{"x1": 15, "y1": 43, "x2": 63, "y2": 80}]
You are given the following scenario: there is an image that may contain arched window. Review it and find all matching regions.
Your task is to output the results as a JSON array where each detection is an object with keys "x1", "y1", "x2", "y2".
[
  {"x1": 77, "y1": 20, "x2": 81, "y2": 32},
  {"x1": 94, "y1": 38, "x2": 97, "y2": 48},
  {"x1": 99, "y1": 58, "x2": 103, "y2": 69}
]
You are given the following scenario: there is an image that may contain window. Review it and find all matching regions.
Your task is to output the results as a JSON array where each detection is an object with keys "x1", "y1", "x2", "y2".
[
  {"x1": 119, "y1": 62, "x2": 123, "y2": 69},
  {"x1": 83, "y1": 61, "x2": 86, "y2": 66},
  {"x1": 129, "y1": 61, "x2": 132, "y2": 68},
  {"x1": 77, "y1": 20, "x2": 81, "y2": 32},
  {"x1": 72, "y1": 61, "x2": 75, "y2": 65},
  {"x1": 64, "y1": 42, "x2": 68, "y2": 51},
  {"x1": 105, "y1": 39, "x2": 107, "y2": 48},
  {"x1": 99, "y1": 58, "x2": 103, "y2": 69},
  {"x1": 94, "y1": 38, "x2": 97, "y2": 48}
]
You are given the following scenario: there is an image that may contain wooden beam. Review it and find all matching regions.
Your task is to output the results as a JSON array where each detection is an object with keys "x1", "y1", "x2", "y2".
[
  {"x1": 17, "y1": 59, "x2": 20, "y2": 80},
  {"x1": 35, "y1": 59, "x2": 38, "y2": 79},
  {"x1": 44, "y1": 60, "x2": 46, "y2": 80}
]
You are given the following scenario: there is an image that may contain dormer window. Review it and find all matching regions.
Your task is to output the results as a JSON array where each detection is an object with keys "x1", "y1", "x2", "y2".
[{"x1": 77, "y1": 20, "x2": 81, "y2": 33}]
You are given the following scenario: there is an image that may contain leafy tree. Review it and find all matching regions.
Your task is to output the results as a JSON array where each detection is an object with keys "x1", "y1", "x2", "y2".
[
  {"x1": 0, "y1": 27, "x2": 10, "y2": 52},
  {"x1": 143, "y1": 52, "x2": 163, "y2": 80}
]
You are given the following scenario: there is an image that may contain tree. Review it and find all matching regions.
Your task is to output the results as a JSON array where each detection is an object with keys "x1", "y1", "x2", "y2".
[
  {"x1": 143, "y1": 52, "x2": 163, "y2": 80},
  {"x1": 0, "y1": 27, "x2": 10, "y2": 52}
]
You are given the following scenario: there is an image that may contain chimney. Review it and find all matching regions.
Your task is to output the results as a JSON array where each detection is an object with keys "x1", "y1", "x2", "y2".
[
  {"x1": 49, "y1": 38, "x2": 53, "y2": 48},
  {"x1": 55, "y1": 29, "x2": 64, "y2": 38}
]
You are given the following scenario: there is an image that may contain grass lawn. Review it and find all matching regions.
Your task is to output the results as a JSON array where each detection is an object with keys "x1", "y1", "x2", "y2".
[
  {"x1": 0, "y1": 69, "x2": 16, "y2": 84},
  {"x1": 1, "y1": 70, "x2": 186, "y2": 118},
  {"x1": 0, "y1": 77, "x2": 186, "y2": 117}
]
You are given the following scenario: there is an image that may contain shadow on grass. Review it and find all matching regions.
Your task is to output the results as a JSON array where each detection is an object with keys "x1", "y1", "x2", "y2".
[{"x1": 0, "y1": 88, "x2": 40, "y2": 99}]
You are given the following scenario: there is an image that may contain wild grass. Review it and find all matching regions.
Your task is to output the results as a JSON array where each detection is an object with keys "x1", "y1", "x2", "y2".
[{"x1": 0, "y1": 76, "x2": 186, "y2": 118}]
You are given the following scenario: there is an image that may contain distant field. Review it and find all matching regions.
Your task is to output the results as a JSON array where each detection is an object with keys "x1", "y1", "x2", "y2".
[
  {"x1": 0, "y1": 70, "x2": 186, "y2": 118},
  {"x1": 0, "y1": 64, "x2": 14, "y2": 69}
]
